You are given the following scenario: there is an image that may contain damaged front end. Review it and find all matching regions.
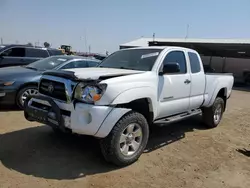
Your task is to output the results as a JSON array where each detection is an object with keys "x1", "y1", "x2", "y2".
[{"x1": 23, "y1": 69, "x2": 133, "y2": 137}]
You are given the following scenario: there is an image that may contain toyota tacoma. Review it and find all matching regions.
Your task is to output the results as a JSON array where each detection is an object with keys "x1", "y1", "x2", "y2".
[{"x1": 24, "y1": 46, "x2": 234, "y2": 166}]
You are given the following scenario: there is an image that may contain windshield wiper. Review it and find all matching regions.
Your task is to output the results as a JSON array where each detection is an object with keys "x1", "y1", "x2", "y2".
[
  {"x1": 25, "y1": 67, "x2": 38, "y2": 71},
  {"x1": 119, "y1": 67, "x2": 137, "y2": 70},
  {"x1": 98, "y1": 66, "x2": 136, "y2": 70}
]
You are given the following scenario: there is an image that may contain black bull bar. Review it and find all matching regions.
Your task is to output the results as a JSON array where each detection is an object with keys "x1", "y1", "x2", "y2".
[{"x1": 24, "y1": 95, "x2": 69, "y2": 132}]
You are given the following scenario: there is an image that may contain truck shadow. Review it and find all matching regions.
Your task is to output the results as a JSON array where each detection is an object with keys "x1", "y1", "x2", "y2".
[
  {"x1": 0, "y1": 126, "x2": 117, "y2": 180},
  {"x1": 0, "y1": 105, "x2": 21, "y2": 112},
  {"x1": 0, "y1": 117, "x2": 204, "y2": 180},
  {"x1": 145, "y1": 116, "x2": 205, "y2": 153},
  {"x1": 233, "y1": 82, "x2": 250, "y2": 92}
]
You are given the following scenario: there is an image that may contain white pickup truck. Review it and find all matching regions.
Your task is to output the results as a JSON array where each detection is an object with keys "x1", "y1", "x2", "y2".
[{"x1": 24, "y1": 46, "x2": 234, "y2": 166}]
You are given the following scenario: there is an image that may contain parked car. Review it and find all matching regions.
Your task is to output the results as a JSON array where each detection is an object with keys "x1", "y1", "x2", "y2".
[
  {"x1": 24, "y1": 47, "x2": 234, "y2": 166},
  {"x1": 0, "y1": 55, "x2": 100, "y2": 108},
  {"x1": 0, "y1": 44, "x2": 64, "y2": 68}
]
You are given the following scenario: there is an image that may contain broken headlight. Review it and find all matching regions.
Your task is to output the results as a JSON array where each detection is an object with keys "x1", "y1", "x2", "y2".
[{"x1": 74, "y1": 83, "x2": 107, "y2": 104}]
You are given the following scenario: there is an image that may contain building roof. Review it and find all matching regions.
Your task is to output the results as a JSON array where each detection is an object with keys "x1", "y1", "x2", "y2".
[
  {"x1": 120, "y1": 37, "x2": 250, "y2": 48},
  {"x1": 120, "y1": 37, "x2": 250, "y2": 58}
]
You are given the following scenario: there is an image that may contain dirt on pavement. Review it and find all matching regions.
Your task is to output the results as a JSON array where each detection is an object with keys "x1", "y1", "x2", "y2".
[{"x1": 0, "y1": 90, "x2": 250, "y2": 188}]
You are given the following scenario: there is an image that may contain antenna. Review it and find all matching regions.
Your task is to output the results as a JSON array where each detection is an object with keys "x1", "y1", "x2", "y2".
[
  {"x1": 185, "y1": 24, "x2": 189, "y2": 39},
  {"x1": 1, "y1": 37, "x2": 3, "y2": 44},
  {"x1": 153, "y1": 33, "x2": 155, "y2": 42},
  {"x1": 84, "y1": 29, "x2": 88, "y2": 53}
]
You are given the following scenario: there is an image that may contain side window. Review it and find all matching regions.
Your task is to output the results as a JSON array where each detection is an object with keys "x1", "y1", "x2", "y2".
[
  {"x1": 88, "y1": 61, "x2": 99, "y2": 67},
  {"x1": 188, "y1": 52, "x2": 201, "y2": 73},
  {"x1": 61, "y1": 60, "x2": 88, "y2": 69},
  {"x1": 48, "y1": 49, "x2": 64, "y2": 55},
  {"x1": 1, "y1": 47, "x2": 25, "y2": 57},
  {"x1": 25, "y1": 48, "x2": 49, "y2": 58},
  {"x1": 162, "y1": 51, "x2": 186, "y2": 73}
]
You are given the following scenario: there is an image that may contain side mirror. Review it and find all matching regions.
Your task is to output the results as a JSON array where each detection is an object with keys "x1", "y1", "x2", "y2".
[{"x1": 160, "y1": 62, "x2": 180, "y2": 75}]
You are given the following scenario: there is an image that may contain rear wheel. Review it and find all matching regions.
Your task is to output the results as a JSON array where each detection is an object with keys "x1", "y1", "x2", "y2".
[
  {"x1": 100, "y1": 111, "x2": 149, "y2": 166},
  {"x1": 16, "y1": 86, "x2": 38, "y2": 109},
  {"x1": 202, "y1": 97, "x2": 225, "y2": 128}
]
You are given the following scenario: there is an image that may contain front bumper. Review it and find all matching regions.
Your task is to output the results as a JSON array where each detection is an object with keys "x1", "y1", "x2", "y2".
[
  {"x1": 0, "y1": 88, "x2": 17, "y2": 105},
  {"x1": 24, "y1": 95, "x2": 131, "y2": 138}
]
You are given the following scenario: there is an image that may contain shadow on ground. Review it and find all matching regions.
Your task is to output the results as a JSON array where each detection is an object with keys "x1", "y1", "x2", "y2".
[
  {"x1": 0, "y1": 105, "x2": 21, "y2": 112},
  {"x1": 237, "y1": 148, "x2": 250, "y2": 157},
  {"x1": 145, "y1": 116, "x2": 205, "y2": 153},
  {"x1": 233, "y1": 82, "x2": 250, "y2": 92},
  {"x1": 0, "y1": 116, "x2": 204, "y2": 180}
]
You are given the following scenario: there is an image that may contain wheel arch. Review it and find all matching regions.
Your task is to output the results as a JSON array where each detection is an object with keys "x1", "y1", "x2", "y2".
[
  {"x1": 116, "y1": 98, "x2": 154, "y2": 125},
  {"x1": 110, "y1": 87, "x2": 157, "y2": 120},
  {"x1": 15, "y1": 82, "x2": 39, "y2": 107},
  {"x1": 16, "y1": 82, "x2": 38, "y2": 96},
  {"x1": 216, "y1": 87, "x2": 227, "y2": 111}
]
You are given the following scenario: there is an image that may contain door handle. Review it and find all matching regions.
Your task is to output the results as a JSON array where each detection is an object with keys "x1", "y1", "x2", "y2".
[{"x1": 184, "y1": 79, "x2": 191, "y2": 84}]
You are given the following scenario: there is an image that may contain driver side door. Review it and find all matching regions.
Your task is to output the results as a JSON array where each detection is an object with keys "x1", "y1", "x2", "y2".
[{"x1": 157, "y1": 50, "x2": 191, "y2": 119}]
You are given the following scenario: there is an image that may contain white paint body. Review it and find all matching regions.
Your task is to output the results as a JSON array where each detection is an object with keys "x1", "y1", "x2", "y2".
[{"x1": 27, "y1": 47, "x2": 234, "y2": 138}]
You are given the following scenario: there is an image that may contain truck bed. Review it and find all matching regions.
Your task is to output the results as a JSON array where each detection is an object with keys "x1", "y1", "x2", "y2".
[
  {"x1": 206, "y1": 73, "x2": 233, "y2": 76},
  {"x1": 203, "y1": 73, "x2": 234, "y2": 107}
]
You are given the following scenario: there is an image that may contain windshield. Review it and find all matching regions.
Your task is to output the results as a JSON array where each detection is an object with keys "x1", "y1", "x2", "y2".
[
  {"x1": 25, "y1": 56, "x2": 72, "y2": 71},
  {"x1": 98, "y1": 49, "x2": 163, "y2": 71}
]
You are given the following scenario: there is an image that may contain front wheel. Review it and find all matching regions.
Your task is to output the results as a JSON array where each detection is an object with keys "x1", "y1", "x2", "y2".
[
  {"x1": 16, "y1": 86, "x2": 38, "y2": 109},
  {"x1": 100, "y1": 111, "x2": 149, "y2": 166},
  {"x1": 202, "y1": 97, "x2": 225, "y2": 128}
]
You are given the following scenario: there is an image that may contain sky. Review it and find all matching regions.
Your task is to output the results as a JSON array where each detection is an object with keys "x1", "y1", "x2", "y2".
[{"x1": 1, "y1": 0, "x2": 250, "y2": 53}]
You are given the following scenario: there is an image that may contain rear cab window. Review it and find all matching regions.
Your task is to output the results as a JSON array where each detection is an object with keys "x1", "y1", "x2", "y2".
[
  {"x1": 48, "y1": 49, "x2": 64, "y2": 56},
  {"x1": 88, "y1": 60, "x2": 100, "y2": 67},
  {"x1": 25, "y1": 48, "x2": 49, "y2": 58},
  {"x1": 1, "y1": 47, "x2": 25, "y2": 57},
  {"x1": 188, "y1": 52, "x2": 201, "y2": 73},
  {"x1": 61, "y1": 60, "x2": 88, "y2": 69}
]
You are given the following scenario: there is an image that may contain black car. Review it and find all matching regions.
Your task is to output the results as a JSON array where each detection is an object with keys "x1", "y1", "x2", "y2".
[
  {"x1": 0, "y1": 55, "x2": 100, "y2": 108},
  {"x1": 0, "y1": 44, "x2": 63, "y2": 68}
]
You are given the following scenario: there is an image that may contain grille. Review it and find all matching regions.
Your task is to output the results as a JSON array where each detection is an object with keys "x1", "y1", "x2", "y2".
[{"x1": 39, "y1": 79, "x2": 67, "y2": 101}]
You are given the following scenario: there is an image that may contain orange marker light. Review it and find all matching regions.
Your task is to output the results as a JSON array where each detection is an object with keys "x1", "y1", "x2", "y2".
[
  {"x1": 93, "y1": 94, "x2": 101, "y2": 101},
  {"x1": 3, "y1": 81, "x2": 15, "y2": 86}
]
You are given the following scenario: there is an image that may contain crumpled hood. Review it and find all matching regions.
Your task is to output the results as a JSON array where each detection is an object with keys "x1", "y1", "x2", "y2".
[{"x1": 64, "y1": 67, "x2": 145, "y2": 80}]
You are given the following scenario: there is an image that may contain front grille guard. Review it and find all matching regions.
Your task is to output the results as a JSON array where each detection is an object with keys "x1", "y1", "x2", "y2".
[{"x1": 38, "y1": 75, "x2": 77, "y2": 104}]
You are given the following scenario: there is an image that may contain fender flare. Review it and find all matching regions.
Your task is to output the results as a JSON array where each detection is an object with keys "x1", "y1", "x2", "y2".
[
  {"x1": 111, "y1": 87, "x2": 158, "y2": 119},
  {"x1": 204, "y1": 84, "x2": 227, "y2": 107}
]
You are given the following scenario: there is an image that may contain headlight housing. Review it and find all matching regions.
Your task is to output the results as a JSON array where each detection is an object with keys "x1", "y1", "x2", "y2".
[{"x1": 74, "y1": 83, "x2": 107, "y2": 104}]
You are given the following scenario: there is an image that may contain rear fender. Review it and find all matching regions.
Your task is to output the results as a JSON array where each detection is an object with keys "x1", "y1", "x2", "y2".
[{"x1": 203, "y1": 84, "x2": 228, "y2": 107}]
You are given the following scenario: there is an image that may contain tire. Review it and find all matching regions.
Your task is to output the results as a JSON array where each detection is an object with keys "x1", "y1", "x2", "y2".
[
  {"x1": 100, "y1": 111, "x2": 149, "y2": 166},
  {"x1": 16, "y1": 86, "x2": 38, "y2": 109},
  {"x1": 202, "y1": 97, "x2": 225, "y2": 128}
]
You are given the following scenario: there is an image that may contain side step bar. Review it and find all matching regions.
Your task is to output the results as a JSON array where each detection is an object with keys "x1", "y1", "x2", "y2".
[{"x1": 154, "y1": 109, "x2": 202, "y2": 126}]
